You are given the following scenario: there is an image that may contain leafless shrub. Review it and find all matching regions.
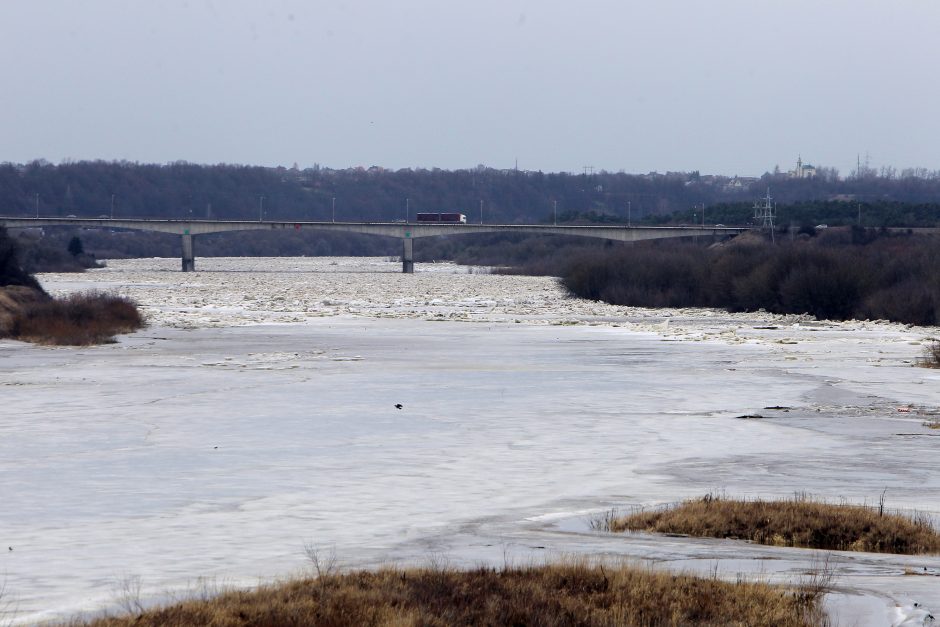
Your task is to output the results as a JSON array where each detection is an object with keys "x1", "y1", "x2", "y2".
[
  {"x1": 187, "y1": 577, "x2": 229, "y2": 604},
  {"x1": 112, "y1": 575, "x2": 144, "y2": 617},
  {"x1": 0, "y1": 577, "x2": 18, "y2": 627},
  {"x1": 589, "y1": 508, "x2": 619, "y2": 532},
  {"x1": 302, "y1": 541, "x2": 338, "y2": 579},
  {"x1": 918, "y1": 339, "x2": 940, "y2": 368},
  {"x1": 796, "y1": 554, "x2": 836, "y2": 608}
]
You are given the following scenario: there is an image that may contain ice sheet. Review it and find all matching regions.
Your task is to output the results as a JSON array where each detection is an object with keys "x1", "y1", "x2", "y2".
[{"x1": 1, "y1": 257, "x2": 938, "y2": 626}]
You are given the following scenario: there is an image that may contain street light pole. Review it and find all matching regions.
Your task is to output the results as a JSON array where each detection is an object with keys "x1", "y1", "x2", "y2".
[
  {"x1": 405, "y1": 197, "x2": 409, "y2": 223},
  {"x1": 553, "y1": 200, "x2": 557, "y2": 226},
  {"x1": 628, "y1": 201, "x2": 631, "y2": 227},
  {"x1": 332, "y1": 196, "x2": 335, "y2": 223},
  {"x1": 111, "y1": 194, "x2": 115, "y2": 219},
  {"x1": 259, "y1": 196, "x2": 265, "y2": 221},
  {"x1": 480, "y1": 199, "x2": 483, "y2": 224},
  {"x1": 35, "y1": 193, "x2": 39, "y2": 218}
]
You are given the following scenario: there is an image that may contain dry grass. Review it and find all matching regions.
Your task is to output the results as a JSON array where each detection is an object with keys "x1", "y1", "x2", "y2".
[
  {"x1": 78, "y1": 562, "x2": 826, "y2": 627},
  {"x1": 611, "y1": 494, "x2": 940, "y2": 555},
  {"x1": 918, "y1": 339, "x2": 940, "y2": 368},
  {"x1": 8, "y1": 290, "x2": 144, "y2": 345}
]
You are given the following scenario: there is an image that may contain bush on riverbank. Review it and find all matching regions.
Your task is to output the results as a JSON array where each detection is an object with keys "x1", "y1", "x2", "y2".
[
  {"x1": 1, "y1": 228, "x2": 143, "y2": 345},
  {"x1": 0, "y1": 227, "x2": 45, "y2": 290},
  {"x1": 560, "y1": 229, "x2": 940, "y2": 325},
  {"x1": 16, "y1": 232, "x2": 104, "y2": 273},
  {"x1": 920, "y1": 339, "x2": 940, "y2": 368},
  {"x1": 9, "y1": 291, "x2": 144, "y2": 345},
  {"x1": 610, "y1": 493, "x2": 940, "y2": 554},
  {"x1": 82, "y1": 562, "x2": 825, "y2": 627}
]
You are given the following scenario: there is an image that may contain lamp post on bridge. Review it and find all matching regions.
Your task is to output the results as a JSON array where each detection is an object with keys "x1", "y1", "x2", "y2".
[
  {"x1": 35, "y1": 193, "x2": 39, "y2": 218},
  {"x1": 111, "y1": 194, "x2": 115, "y2": 219},
  {"x1": 332, "y1": 196, "x2": 335, "y2": 223},
  {"x1": 259, "y1": 196, "x2": 265, "y2": 222}
]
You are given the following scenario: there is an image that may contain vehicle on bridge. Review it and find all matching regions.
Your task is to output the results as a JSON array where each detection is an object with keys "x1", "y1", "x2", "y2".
[{"x1": 416, "y1": 212, "x2": 467, "y2": 223}]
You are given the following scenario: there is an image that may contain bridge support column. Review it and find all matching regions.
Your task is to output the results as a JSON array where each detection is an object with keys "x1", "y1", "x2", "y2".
[
  {"x1": 181, "y1": 233, "x2": 195, "y2": 272},
  {"x1": 402, "y1": 237, "x2": 414, "y2": 273}
]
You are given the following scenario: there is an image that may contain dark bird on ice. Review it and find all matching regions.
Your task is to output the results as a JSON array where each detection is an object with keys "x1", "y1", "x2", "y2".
[{"x1": 394, "y1": 403, "x2": 403, "y2": 410}]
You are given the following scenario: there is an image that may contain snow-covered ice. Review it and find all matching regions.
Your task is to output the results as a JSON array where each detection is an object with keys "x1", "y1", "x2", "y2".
[{"x1": 2, "y1": 257, "x2": 939, "y2": 626}]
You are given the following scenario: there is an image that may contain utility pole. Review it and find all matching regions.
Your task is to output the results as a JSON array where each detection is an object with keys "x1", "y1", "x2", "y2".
[{"x1": 259, "y1": 196, "x2": 265, "y2": 221}]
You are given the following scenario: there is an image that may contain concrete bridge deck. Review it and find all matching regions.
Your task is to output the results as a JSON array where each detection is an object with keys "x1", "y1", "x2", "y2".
[{"x1": 0, "y1": 217, "x2": 748, "y2": 272}]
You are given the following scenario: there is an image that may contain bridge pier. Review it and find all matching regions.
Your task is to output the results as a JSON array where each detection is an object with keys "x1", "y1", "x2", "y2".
[
  {"x1": 181, "y1": 233, "x2": 195, "y2": 272},
  {"x1": 402, "y1": 237, "x2": 414, "y2": 273}
]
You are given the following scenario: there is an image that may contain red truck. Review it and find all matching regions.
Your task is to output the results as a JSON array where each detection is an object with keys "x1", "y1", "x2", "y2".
[{"x1": 415, "y1": 212, "x2": 467, "y2": 223}]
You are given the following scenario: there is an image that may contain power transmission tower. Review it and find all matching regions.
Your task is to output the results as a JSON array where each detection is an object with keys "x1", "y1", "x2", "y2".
[{"x1": 753, "y1": 188, "x2": 776, "y2": 243}]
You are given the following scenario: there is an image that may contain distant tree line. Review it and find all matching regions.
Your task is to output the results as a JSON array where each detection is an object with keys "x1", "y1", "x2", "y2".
[
  {"x1": 653, "y1": 200, "x2": 940, "y2": 229},
  {"x1": 6, "y1": 160, "x2": 940, "y2": 227},
  {"x1": 7, "y1": 160, "x2": 940, "y2": 266}
]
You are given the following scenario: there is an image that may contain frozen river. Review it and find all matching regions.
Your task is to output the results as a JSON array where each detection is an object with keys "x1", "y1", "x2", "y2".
[{"x1": 2, "y1": 257, "x2": 939, "y2": 626}]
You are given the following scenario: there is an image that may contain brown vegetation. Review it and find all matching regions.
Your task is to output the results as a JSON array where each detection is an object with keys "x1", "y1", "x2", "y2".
[
  {"x1": 1, "y1": 228, "x2": 144, "y2": 345},
  {"x1": 919, "y1": 339, "x2": 940, "y2": 368},
  {"x1": 80, "y1": 562, "x2": 825, "y2": 627},
  {"x1": 611, "y1": 494, "x2": 940, "y2": 555},
  {"x1": 6, "y1": 290, "x2": 144, "y2": 345},
  {"x1": 0, "y1": 286, "x2": 49, "y2": 336}
]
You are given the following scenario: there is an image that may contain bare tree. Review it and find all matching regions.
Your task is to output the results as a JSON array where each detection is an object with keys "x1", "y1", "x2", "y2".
[
  {"x1": 112, "y1": 574, "x2": 144, "y2": 616},
  {"x1": 303, "y1": 541, "x2": 338, "y2": 578}
]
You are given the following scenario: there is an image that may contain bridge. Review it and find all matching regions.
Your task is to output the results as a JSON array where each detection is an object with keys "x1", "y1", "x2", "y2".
[{"x1": 0, "y1": 217, "x2": 747, "y2": 273}]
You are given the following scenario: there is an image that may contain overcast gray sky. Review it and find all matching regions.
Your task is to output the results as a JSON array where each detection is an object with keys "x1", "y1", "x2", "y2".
[{"x1": 1, "y1": 1, "x2": 937, "y2": 176}]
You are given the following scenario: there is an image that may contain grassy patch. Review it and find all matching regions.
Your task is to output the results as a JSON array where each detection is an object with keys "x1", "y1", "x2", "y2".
[
  {"x1": 10, "y1": 291, "x2": 144, "y2": 345},
  {"x1": 918, "y1": 339, "x2": 940, "y2": 369},
  {"x1": 610, "y1": 494, "x2": 940, "y2": 555},
  {"x1": 80, "y1": 562, "x2": 825, "y2": 627}
]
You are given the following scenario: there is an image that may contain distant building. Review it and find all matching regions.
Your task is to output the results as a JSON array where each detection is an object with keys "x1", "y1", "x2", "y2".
[
  {"x1": 725, "y1": 176, "x2": 759, "y2": 190},
  {"x1": 789, "y1": 156, "x2": 817, "y2": 179}
]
